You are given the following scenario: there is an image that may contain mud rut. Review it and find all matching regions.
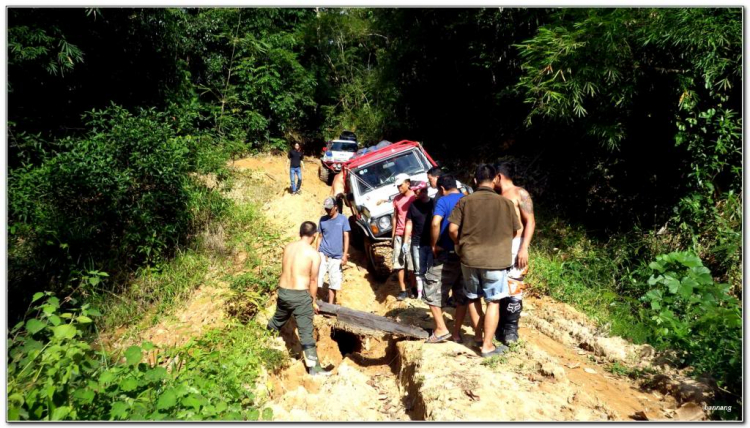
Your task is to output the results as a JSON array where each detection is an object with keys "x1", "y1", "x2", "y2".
[{"x1": 232, "y1": 154, "x2": 707, "y2": 422}]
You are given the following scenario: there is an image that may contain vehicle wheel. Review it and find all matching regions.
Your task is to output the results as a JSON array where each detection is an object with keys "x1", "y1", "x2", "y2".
[
  {"x1": 365, "y1": 239, "x2": 392, "y2": 282},
  {"x1": 318, "y1": 165, "x2": 330, "y2": 184},
  {"x1": 349, "y1": 217, "x2": 365, "y2": 250}
]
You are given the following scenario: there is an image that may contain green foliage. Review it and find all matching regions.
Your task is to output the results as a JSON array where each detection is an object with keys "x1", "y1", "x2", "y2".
[
  {"x1": 8, "y1": 293, "x2": 106, "y2": 420},
  {"x1": 516, "y1": 9, "x2": 741, "y2": 150},
  {"x1": 516, "y1": 8, "x2": 741, "y2": 290},
  {"x1": 8, "y1": 24, "x2": 84, "y2": 78},
  {"x1": 8, "y1": 294, "x2": 281, "y2": 421},
  {"x1": 640, "y1": 252, "x2": 741, "y2": 401},
  {"x1": 527, "y1": 215, "x2": 656, "y2": 343},
  {"x1": 307, "y1": 8, "x2": 398, "y2": 143},
  {"x1": 93, "y1": 251, "x2": 211, "y2": 332},
  {"x1": 224, "y1": 203, "x2": 284, "y2": 324},
  {"x1": 8, "y1": 105, "x2": 228, "y2": 302},
  {"x1": 187, "y1": 8, "x2": 317, "y2": 150}
]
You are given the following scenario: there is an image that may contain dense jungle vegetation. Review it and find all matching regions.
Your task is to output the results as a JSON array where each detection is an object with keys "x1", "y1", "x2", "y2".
[{"x1": 7, "y1": 8, "x2": 742, "y2": 420}]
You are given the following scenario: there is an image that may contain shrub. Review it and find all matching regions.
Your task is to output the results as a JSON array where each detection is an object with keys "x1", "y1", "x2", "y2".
[
  {"x1": 8, "y1": 293, "x2": 280, "y2": 421},
  {"x1": 8, "y1": 105, "x2": 228, "y2": 319},
  {"x1": 640, "y1": 251, "x2": 741, "y2": 413}
]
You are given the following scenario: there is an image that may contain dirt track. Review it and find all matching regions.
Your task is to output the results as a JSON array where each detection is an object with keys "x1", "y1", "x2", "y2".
[{"x1": 233, "y1": 154, "x2": 710, "y2": 422}]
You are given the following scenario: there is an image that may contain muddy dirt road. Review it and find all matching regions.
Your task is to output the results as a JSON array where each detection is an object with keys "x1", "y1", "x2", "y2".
[{"x1": 233, "y1": 154, "x2": 708, "y2": 422}]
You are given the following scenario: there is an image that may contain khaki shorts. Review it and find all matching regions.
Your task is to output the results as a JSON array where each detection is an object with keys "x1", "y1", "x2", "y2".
[
  {"x1": 423, "y1": 252, "x2": 467, "y2": 308},
  {"x1": 392, "y1": 235, "x2": 411, "y2": 270},
  {"x1": 318, "y1": 252, "x2": 343, "y2": 290}
]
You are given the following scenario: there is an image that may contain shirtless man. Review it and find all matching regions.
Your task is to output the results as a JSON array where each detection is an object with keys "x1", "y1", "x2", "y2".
[
  {"x1": 493, "y1": 161, "x2": 536, "y2": 345},
  {"x1": 331, "y1": 172, "x2": 345, "y2": 213},
  {"x1": 267, "y1": 221, "x2": 332, "y2": 376}
]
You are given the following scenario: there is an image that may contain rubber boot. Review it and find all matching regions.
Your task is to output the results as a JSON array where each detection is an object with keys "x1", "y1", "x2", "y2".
[
  {"x1": 302, "y1": 346, "x2": 332, "y2": 377},
  {"x1": 497, "y1": 296, "x2": 522, "y2": 345}
]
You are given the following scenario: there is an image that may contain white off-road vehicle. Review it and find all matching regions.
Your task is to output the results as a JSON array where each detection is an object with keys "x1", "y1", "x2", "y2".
[
  {"x1": 340, "y1": 140, "x2": 471, "y2": 279},
  {"x1": 318, "y1": 138, "x2": 359, "y2": 184}
]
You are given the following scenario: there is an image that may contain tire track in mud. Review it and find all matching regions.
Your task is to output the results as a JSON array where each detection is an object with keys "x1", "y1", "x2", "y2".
[{"x1": 234, "y1": 154, "x2": 706, "y2": 422}]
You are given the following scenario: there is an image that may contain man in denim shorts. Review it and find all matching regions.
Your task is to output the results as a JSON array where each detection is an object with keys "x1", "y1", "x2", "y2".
[{"x1": 448, "y1": 164, "x2": 520, "y2": 357}]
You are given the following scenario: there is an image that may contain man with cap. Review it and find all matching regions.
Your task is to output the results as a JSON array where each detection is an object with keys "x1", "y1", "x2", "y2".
[
  {"x1": 392, "y1": 173, "x2": 416, "y2": 301},
  {"x1": 317, "y1": 196, "x2": 350, "y2": 304}
]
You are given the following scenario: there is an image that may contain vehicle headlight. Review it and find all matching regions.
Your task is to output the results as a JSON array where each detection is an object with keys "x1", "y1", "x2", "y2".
[{"x1": 377, "y1": 216, "x2": 391, "y2": 231}]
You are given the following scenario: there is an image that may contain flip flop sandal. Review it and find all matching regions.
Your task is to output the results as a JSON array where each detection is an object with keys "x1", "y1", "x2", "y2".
[
  {"x1": 480, "y1": 345, "x2": 509, "y2": 358},
  {"x1": 425, "y1": 332, "x2": 451, "y2": 344}
]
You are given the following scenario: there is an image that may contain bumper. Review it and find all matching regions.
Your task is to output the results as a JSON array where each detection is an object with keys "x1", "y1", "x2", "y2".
[
  {"x1": 322, "y1": 162, "x2": 343, "y2": 172},
  {"x1": 355, "y1": 219, "x2": 393, "y2": 242}
]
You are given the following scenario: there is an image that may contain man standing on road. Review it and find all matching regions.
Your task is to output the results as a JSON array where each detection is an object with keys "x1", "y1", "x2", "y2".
[
  {"x1": 403, "y1": 181, "x2": 434, "y2": 301},
  {"x1": 422, "y1": 174, "x2": 469, "y2": 343},
  {"x1": 392, "y1": 174, "x2": 416, "y2": 301},
  {"x1": 288, "y1": 142, "x2": 304, "y2": 194},
  {"x1": 494, "y1": 161, "x2": 536, "y2": 345},
  {"x1": 267, "y1": 221, "x2": 331, "y2": 376},
  {"x1": 427, "y1": 166, "x2": 444, "y2": 205},
  {"x1": 448, "y1": 164, "x2": 520, "y2": 357},
  {"x1": 317, "y1": 197, "x2": 350, "y2": 305}
]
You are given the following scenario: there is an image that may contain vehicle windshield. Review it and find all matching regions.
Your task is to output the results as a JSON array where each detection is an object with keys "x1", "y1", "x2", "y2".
[
  {"x1": 331, "y1": 141, "x2": 358, "y2": 152},
  {"x1": 352, "y1": 150, "x2": 428, "y2": 191}
]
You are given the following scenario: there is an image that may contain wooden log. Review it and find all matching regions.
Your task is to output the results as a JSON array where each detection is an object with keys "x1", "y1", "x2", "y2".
[{"x1": 316, "y1": 300, "x2": 428, "y2": 339}]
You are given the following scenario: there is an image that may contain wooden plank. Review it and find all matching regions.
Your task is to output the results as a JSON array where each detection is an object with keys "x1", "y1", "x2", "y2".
[{"x1": 317, "y1": 300, "x2": 429, "y2": 339}]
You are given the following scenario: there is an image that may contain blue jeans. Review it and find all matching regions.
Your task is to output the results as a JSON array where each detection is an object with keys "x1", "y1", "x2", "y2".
[
  {"x1": 290, "y1": 167, "x2": 302, "y2": 192},
  {"x1": 461, "y1": 266, "x2": 510, "y2": 302}
]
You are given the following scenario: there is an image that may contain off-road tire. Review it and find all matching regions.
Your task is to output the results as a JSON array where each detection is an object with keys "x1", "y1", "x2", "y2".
[
  {"x1": 364, "y1": 239, "x2": 392, "y2": 282},
  {"x1": 349, "y1": 217, "x2": 365, "y2": 250},
  {"x1": 318, "y1": 165, "x2": 332, "y2": 185}
]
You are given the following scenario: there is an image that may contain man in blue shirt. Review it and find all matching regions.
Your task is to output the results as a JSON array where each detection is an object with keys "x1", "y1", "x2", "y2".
[
  {"x1": 317, "y1": 197, "x2": 350, "y2": 304},
  {"x1": 421, "y1": 174, "x2": 469, "y2": 343}
]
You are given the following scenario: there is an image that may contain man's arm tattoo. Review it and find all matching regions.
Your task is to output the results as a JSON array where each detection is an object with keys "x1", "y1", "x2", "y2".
[{"x1": 519, "y1": 188, "x2": 534, "y2": 214}]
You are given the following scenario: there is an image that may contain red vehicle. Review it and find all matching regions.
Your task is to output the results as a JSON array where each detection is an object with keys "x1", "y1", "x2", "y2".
[{"x1": 337, "y1": 140, "x2": 470, "y2": 279}]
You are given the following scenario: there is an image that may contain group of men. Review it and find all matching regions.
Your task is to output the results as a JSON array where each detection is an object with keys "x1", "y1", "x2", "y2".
[
  {"x1": 390, "y1": 164, "x2": 535, "y2": 357},
  {"x1": 268, "y1": 157, "x2": 535, "y2": 376}
]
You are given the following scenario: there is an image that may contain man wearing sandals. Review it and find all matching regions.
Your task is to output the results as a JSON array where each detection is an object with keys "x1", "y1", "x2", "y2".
[
  {"x1": 422, "y1": 174, "x2": 470, "y2": 344},
  {"x1": 448, "y1": 164, "x2": 521, "y2": 357}
]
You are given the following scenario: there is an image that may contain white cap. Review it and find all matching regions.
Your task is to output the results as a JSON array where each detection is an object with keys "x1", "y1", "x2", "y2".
[{"x1": 394, "y1": 173, "x2": 411, "y2": 186}]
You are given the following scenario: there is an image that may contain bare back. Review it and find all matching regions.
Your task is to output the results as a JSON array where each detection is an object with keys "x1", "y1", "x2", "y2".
[
  {"x1": 331, "y1": 172, "x2": 345, "y2": 197},
  {"x1": 279, "y1": 241, "x2": 320, "y2": 290},
  {"x1": 502, "y1": 186, "x2": 527, "y2": 239}
]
